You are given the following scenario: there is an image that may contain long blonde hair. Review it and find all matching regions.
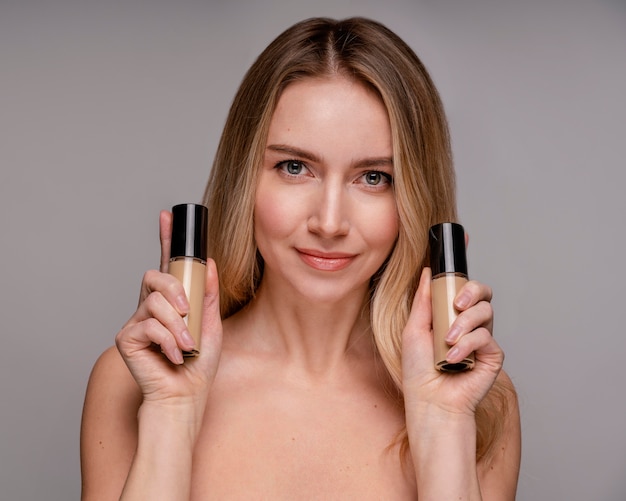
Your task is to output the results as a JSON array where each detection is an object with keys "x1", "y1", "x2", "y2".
[{"x1": 202, "y1": 16, "x2": 513, "y2": 462}]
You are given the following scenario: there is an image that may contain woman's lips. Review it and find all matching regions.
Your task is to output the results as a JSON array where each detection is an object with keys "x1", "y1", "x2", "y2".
[{"x1": 296, "y1": 248, "x2": 356, "y2": 271}]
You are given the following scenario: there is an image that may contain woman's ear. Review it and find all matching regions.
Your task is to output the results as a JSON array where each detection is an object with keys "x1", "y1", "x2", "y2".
[{"x1": 465, "y1": 231, "x2": 469, "y2": 249}]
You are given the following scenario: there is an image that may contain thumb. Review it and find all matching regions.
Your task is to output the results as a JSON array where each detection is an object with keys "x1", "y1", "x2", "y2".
[
  {"x1": 402, "y1": 267, "x2": 434, "y2": 378},
  {"x1": 159, "y1": 210, "x2": 173, "y2": 273},
  {"x1": 199, "y1": 259, "x2": 223, "y2": 355}
]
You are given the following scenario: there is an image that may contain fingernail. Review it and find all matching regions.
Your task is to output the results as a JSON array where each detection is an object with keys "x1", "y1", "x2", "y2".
[
  {"x1": 172, "y1": 349, "x2": 184, "y2": 365},
  {"x1": 176, "y1": 295, "x2": 189, "y2": 313},
  {"x1": 455, "y1": 292, "x2": 471, "y2": 309},
  {"x1": 447, "y1": 347, "x2": 460, "y2": 362},
  {"x1": 181, "y1": 330, "x2": 195, "y2": 349},
  {"x1": 446, "y1": 325, "x2": 461, "y2": 344}
]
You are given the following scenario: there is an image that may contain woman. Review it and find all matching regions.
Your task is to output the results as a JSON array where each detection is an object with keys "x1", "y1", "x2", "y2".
[{"x1": 81, "y1": 17, "x2": 520, "y2": 499}]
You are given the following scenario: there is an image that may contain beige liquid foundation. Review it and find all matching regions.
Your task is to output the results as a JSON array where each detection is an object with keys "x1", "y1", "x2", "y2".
[
  {"x1": 169, "y1": 203, "x2": 208, "y2": 358},
  {"x1": 429, "y1": 222, "x2": 475, "y2": 372}
]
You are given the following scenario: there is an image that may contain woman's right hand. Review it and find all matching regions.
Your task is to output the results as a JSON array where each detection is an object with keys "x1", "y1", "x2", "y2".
[{"x1": 115, "y1": 210, "x2": 222, "y2": 413}]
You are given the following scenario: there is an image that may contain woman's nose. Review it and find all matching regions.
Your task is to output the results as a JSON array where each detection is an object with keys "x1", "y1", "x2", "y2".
[{"x1": 307, "y1": 182, "x2": 350, "y2": 238}]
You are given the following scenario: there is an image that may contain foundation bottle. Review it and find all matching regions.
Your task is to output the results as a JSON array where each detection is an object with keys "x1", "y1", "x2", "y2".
[
  {"x1": 429, "y1": 222, "x2": 474, "y2": 372},
  {"x1": 169, "y1": 203, "x2": 208, "y2": 358}
]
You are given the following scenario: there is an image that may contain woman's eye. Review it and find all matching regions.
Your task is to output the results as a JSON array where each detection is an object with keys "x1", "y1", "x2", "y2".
[
  {"x1": 278, "y1": 160, "x2": 306, "y2": 176},
  {"x1": 363, "y1": 171, "x2": 392, "y2": 186}
]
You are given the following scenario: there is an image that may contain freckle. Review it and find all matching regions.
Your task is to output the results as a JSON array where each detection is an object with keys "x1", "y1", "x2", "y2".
[
  {"x1": 291, "y1": 437, "x2": 295, "y2": 441},
  {"x1": 374, "y1": 404, "x2": 378, "y2": 408}
]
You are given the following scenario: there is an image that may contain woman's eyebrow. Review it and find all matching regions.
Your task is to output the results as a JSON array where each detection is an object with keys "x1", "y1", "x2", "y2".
[
  {"x1": 267, "y1": 144, "x2": 392, "y2": 169},
  {"x1": 352, "y1": 156, "x2": 394, "y2": 169},
  {"x1": 266, "y1": 144, "x2": 321, "y2": 163}
]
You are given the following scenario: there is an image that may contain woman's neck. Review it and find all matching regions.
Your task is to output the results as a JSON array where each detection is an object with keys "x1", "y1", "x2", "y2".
[{"x1": 226, "y1": 278, "x2": 376, "y2": 379}]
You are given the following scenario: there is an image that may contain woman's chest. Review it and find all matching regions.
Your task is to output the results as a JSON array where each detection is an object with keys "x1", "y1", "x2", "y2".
[{"x1": 188, "y1": 379, "x2": 417, "y2": 499}]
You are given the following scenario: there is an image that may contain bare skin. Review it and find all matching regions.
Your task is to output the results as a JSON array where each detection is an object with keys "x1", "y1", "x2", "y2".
[{"x1": 80, "y1": 77, "x2": 520, "y2": 500}]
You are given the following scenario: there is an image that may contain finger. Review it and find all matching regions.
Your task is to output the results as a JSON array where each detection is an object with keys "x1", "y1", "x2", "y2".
[
  {"x1": 138, "y1": 291, "x2": 195, "y2": 349},
  {"x1": 116, "y1": 317, "x2": 185, "y2": 365},
  {"x1": 445, "y1": 300, "x2": 493, "y2": 345},
  {"x1": 159, "y1": 210, "x2": 173, "y2": 273},
  {"x1": 454, "y1": 280, "x2": 493, "y2": 311},
  {"x1": 138, "y1": 269, "x2": 189, "y2": 314},
  {"x1": 446, "y1": 327, "x2": 503, "y2": 368}
]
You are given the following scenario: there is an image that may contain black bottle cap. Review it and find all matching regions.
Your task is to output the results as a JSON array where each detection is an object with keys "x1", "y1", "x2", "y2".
[
  {"x1": 429, "y1": 222, "x2": 468, "y2": 277},
  {"x1": 170, "y1": 203, "x2": 208, "y2": 260}
]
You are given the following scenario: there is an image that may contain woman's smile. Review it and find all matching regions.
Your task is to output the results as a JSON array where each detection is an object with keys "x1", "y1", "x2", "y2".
[{"x1": 295, "y1": 248, "x2": 358, "y2": 272}]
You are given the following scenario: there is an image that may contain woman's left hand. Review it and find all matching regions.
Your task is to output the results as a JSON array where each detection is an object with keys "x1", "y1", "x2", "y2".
[{"x1": 401, "y1": 267, "x2": 503, "y2": 417}]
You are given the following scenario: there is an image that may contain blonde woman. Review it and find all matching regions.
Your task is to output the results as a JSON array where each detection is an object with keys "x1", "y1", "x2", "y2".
[{"x1": 81, "y1": 17, "x2": 520, "y2": 500}]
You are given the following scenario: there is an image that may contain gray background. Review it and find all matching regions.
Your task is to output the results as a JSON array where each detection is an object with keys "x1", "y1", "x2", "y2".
[{"x1": 1, "y1": 0, "x2": 625, "y2": 499}]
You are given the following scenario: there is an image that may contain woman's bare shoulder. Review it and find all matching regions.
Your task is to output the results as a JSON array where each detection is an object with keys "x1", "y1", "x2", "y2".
[
  {"x1": 80, "y1": 346, "x2": 142, "y2": 499},
  {"x1": 84, "y1": 345, "x2": 141, "y2": 405},
  {"x1": 478, "y1": 369, "x2": 522, "y2": 500}
]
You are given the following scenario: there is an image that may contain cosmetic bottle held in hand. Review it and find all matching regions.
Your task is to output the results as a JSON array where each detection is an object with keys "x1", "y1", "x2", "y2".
[
  {"x1": 169, "y1": 203, "x2": 208, "y2": 358},
  {"x1": 429, "y1": 222, "x2": 475, "y2": 372}
]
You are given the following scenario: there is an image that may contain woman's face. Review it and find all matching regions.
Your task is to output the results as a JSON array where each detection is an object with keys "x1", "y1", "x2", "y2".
[{"x1": 254, "y1": 76, "x2": 399, "y2": 304}]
